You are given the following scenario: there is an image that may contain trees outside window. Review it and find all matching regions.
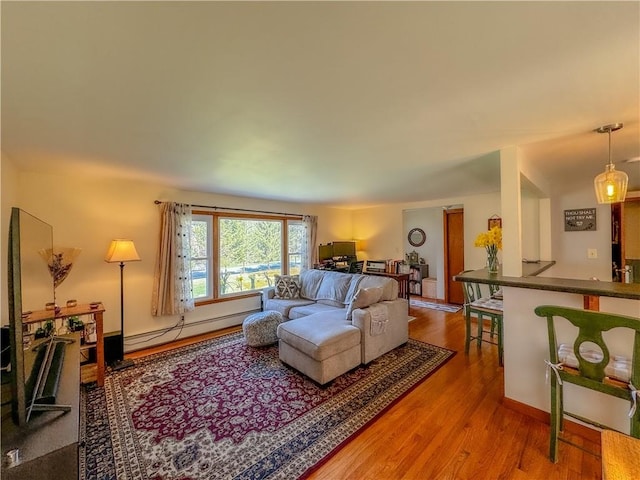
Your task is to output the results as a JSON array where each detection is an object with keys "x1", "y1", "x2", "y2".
[{"x1": 191, "y1": 212, "x2": 302, "y2": 303}]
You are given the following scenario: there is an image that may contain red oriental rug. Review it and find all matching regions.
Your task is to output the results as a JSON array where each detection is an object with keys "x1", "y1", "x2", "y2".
[{"x1": 83, "y1": 332, "x2": 454, "y2": 480}]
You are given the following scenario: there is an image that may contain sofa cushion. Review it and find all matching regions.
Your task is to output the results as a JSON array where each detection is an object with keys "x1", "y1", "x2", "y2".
[
  {"x1": 274, "y1": 274, "x2": 300, "y2": 299},
  {"x1": 299, "y1": 269, "x2": 326, "y2": 300},
  {"x1": 289, "y1": 302, "x2": 343, "y2": 320},
  {"x1": 345, "y1": 286, "x2": 383, "y2": 320},
  {"x1": 277, "y1": 312, "x2": 360, "y2": 362},
  {"x1": 264, "y1": 297, "x2": 315, "y2": 318},
  {"x1": 299, "y1": 270, "x2": 360, "y2": 305},
  {"x1": 357, "y1": 275, "x2": 398, "y2": 300},
  {"x1": 315, "y1": 273, "x2": 353, "y2": 306}
]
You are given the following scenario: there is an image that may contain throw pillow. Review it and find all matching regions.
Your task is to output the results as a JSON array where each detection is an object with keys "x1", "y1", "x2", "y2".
[
  {"x1": 274, "y1": 275, "x2": 300, "y2": 299},
  {"x1": 345, "y1": 286, "x2": 384, "y2": 320}
]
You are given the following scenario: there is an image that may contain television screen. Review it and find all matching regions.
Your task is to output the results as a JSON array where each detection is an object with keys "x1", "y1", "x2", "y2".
[
  {"x1": 332, "y1": 241, "x2": 356, "y2": 257},
  {"x1": 318, "y1": 244, "x2": 334, "y2": 262}
]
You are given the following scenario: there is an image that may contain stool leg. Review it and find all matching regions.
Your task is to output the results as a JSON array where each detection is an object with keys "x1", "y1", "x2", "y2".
[
  {"x1": 497, "y1": 315, "x2": 504, "y2": 367},
  {"x1": 464, "y1": 307, "x2": 472, "y2": 355}
]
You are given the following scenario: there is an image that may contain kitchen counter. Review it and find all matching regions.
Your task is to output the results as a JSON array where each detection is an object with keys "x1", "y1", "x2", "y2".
[
  {"x1": 454, "y1": 261, "x2": 640, "y2": 300},
  {"x1": 454, "y1": 261, "x2": 640, "y2": 435}
]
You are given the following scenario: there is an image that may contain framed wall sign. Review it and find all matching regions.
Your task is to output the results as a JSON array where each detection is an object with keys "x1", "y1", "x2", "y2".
[
  {"x1": 564, "y1": 208, "x2": 596, "y2": 231},
  {"x1": 488, "y1": 215, "x2": 502, "y2": 230}
]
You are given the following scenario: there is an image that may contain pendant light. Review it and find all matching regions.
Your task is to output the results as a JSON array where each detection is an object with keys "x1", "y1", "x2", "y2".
[{"x1": 593, "y1": 123, "x2": 628, "y2": 204}]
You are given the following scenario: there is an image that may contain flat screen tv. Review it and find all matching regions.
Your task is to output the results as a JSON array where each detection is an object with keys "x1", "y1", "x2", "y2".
[
  {"x1": 318, "y1": 244, "x2": 334, "y2": 262},
  {"x1": 331, "y1": 241, "x2": 356, "y2": 257},
  {"x1": 7, "y1": 208, "x2": 56, "y2": 425}
]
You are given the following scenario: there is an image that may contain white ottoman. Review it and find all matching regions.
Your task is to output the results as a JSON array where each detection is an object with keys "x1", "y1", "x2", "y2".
[{"x1": 243, "y1": 310, "x2": 284, "y2": 347}]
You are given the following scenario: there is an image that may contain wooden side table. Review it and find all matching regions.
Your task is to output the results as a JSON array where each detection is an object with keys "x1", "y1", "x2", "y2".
[{"x1": 23, "y1": 303, "x2": 105, "y2": 387}]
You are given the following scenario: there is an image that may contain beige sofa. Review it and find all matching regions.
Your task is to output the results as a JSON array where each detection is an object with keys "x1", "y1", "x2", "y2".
[{"x1": 262, "y1": 269, "x2": 409, "y2": 384}]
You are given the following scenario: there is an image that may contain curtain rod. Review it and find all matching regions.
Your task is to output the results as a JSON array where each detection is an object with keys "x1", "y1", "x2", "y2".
[{"x1": 154, "y1": 200, "x2": 302, "y2": 218}]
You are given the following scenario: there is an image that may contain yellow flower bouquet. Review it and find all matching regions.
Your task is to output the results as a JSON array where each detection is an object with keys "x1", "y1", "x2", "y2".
[{"x1": 475, "y1": 226, "x2": 502, "y2": 273}]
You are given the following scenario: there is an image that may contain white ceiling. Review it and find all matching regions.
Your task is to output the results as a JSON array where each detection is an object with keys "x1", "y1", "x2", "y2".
[{"x1": 2, "y1": 1, "x2": 639, "y2": 207}]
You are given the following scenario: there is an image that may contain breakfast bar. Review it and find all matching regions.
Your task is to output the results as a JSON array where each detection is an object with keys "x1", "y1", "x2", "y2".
[{"x1": 454, "y1": 265, "x2": 640, "y2": 435}]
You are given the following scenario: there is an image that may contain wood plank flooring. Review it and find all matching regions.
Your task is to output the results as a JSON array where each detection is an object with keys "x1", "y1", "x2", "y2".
[{"x1": 126, "y1": 303, "x2": 603, "y2": 479}]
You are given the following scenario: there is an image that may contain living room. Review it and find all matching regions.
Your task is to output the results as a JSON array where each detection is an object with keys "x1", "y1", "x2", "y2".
[{"x1": 2, "y1": 2, "x2": 639, "y2": 479}]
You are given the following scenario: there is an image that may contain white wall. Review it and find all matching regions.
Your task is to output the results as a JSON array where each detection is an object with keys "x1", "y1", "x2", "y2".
[
  {"x1": 542, "y1": 189, "x2": 613, "y2": 280},
  {"x1": 521, "y1": 185, "x2": 541, "y2": 261},
  {"x1": 2, "y1": 164, "x2": 353, "y2": 351},
  {"x1": 403, "y1": 207, "x2": 443, "y2": 278}
]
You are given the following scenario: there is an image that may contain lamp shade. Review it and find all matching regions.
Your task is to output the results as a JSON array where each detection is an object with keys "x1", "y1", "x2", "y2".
[
  {"x1": 593, "y1": 123, "x2": 627, "y2": 204},
  {"x1": 104, "y1": 239, "x2": 141, "y2": 263},
  {"x1": 594, "y1": 164, "x2": 628, "y2": 204}
]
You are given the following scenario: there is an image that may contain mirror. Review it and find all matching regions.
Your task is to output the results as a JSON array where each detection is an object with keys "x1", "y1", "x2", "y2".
[
  {"x1": 8, "y1": 208, "x2": 55, "y2": 425},
  {"x1": 408, "y1": 228, "x2": 426, "y2": 247}
]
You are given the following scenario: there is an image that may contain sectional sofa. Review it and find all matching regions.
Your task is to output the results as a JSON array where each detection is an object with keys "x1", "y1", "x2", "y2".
[{"x1": 262, "y1": 269, "x2": 409, "y2": 384}]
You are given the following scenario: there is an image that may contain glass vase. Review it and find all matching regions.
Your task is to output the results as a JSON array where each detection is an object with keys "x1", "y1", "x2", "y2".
[{"x1": 487, "y1": 252, "x2": 499, "y2": 273}]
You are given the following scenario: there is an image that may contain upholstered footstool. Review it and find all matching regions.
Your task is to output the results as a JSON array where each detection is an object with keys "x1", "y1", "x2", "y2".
[
  {"x1": 243, "y1": 310, "x2": 284, "y2": 347},
  {"x1": 277, "y1": 313, "x2": 361, "y2": 385}
]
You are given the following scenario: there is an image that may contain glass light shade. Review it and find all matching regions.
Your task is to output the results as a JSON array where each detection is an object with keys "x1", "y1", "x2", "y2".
[
  {"x1": 594, "y1": 163, "x2": 628, "y2": 204},
  {"x1": 104, "y1": 239, "x2": 141, "y2": 263},
  {"x1": 39, "y1": 246, "x2": 82, "y2": 288}
]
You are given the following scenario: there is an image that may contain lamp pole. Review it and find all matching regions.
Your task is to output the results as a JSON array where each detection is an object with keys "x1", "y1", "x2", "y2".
[{"x1": 104, "y1": 239, "x2": 140, "y2": 371}]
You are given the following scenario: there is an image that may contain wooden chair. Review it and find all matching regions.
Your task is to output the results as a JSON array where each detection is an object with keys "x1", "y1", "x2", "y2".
[
  {"x1": 459, "y1": 272, "x2": 504, "y2": 366},
  {"x1": 534, "y1": 305, "x2": 640, "y2": 463}
]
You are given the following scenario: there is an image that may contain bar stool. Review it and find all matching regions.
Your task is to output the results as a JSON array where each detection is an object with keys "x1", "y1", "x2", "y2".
[
  {"x1": 534, "y1": 305, "x2": 640, "y2": 463},
  {"x1": 460, "y1": 273, "x2": 504, "y2": 366}
]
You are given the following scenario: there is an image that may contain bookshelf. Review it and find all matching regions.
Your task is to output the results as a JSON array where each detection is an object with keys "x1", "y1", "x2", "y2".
[{"x1": 409, "y1": 264, "x2": 429, "y2": 296}]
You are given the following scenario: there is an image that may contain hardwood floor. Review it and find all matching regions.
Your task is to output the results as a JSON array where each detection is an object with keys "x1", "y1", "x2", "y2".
[{"x1": 127, "y1": 304, "x2": 603, "y2": 479}]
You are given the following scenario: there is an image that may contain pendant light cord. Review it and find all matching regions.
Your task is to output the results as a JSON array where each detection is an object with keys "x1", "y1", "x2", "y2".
[{"x1": 608, "y1": 128, "x2": 612, "y2": 166}]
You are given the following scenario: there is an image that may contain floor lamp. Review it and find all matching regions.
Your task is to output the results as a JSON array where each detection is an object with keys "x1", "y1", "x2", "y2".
[{"x1": 105, "y1": 239, "x2": 140, "y2": 370}]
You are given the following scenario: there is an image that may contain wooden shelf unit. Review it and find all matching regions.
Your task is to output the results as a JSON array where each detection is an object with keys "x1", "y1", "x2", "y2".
[
  {"x1": 22, "y1": 303, "x2": 105, "y2": 387},
  {"x1": 408, "y1": 264, "x2": 429, "y2": 296}
]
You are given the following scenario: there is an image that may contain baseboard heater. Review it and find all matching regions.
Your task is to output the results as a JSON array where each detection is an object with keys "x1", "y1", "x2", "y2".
[{"x1": 124, "y1": 310, "x2": 259, "y2": 351}]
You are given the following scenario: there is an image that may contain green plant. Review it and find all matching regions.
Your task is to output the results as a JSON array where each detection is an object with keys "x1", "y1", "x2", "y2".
[
  {"x1": 67, "y1": 316, "x2": 84, "y2": 332},
  {"x1": 43, "y1": 319, "x2": 55, "y2": 337}
]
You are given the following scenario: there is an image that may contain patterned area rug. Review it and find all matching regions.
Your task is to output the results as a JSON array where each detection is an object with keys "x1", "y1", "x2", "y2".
[
  {"x1": 410, "y1": 299, "x2": 462, "y2": 313},
  {"x1": 82, "y1": 332, "x2": 454, "y2": 480}
]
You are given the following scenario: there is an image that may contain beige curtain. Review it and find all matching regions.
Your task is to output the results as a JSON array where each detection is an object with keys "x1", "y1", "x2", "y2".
[
  {"x1": 301, "y1": 215, "x2": 318, "y2": 270},
  {"x1": 151, "y1": 202, "x2": 195, "y2": 316}
]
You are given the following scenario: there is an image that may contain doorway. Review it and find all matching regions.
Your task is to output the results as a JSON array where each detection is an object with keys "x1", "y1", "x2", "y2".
[
  {"x1": 444, "y1": 208, "x2": 465, "y2": 304},
  {"x1": 612, "y1": 197, "x2": 640, "y2": 282}
]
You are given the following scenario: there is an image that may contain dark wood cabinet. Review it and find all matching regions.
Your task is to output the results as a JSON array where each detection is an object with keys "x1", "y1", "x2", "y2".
[{"x1": 409, "y1": 264, "x2": 429, "y2": 296}]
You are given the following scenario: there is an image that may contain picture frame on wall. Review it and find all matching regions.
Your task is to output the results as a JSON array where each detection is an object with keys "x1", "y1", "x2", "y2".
[
  {"x1": 488, "y1": 215, "x2": 502, "y2": 230},
  {"x1": 564, "y1": 208, "x2": 596, "y2": 231}
]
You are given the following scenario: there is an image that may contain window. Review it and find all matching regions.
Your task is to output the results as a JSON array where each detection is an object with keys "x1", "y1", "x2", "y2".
[
  {"x1": 190, "y1": 215, "x2": 212, "y2": 300},
  {"x1": 190, "y1": 212, "x2": 303, "y2": 303},
  {"x1": 288, "y1": 222, "x2": 304, "y2": 275}
]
